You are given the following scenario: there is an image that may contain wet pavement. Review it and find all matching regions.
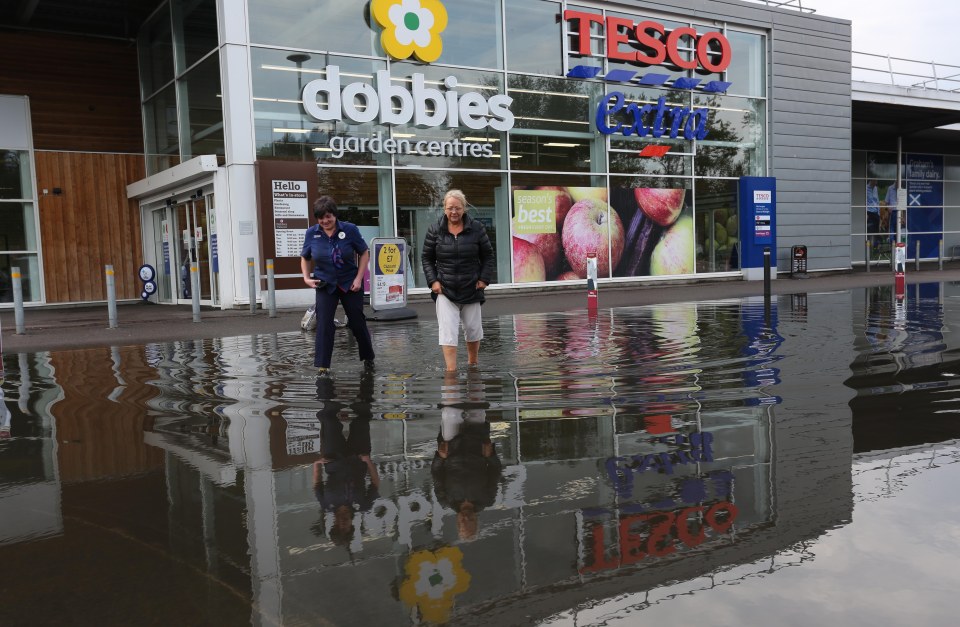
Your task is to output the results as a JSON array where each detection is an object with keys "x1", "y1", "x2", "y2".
[{"x1": 3, "y1": 272, "x2": 960, "y2": 626}]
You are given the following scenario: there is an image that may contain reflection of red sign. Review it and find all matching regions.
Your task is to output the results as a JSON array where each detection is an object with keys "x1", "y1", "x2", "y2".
[
  {"x1": 564, "y1": 11, "x2": 732, "y2": 72},
  {"x1": 580, "y1": 501, "x2": 739, "y2": 573}
]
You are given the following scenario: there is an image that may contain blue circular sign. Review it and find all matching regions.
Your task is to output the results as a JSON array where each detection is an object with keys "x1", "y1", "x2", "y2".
[{"x1": 138, "y1": 264, "x2": 156, "y2": 282}]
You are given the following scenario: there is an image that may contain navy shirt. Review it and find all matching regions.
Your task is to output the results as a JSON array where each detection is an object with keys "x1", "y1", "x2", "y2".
[{"x1": 300, "y1": 220, "x2": 369, "y2": 293}]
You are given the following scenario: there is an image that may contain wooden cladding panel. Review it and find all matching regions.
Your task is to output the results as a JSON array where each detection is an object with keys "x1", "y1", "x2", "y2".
[
  {"x1": 0, "y1": 31, "x2": 143, "y2": 153},
  {"x1": 35, "y1": 151, "x2": 145, "y2": 303}
]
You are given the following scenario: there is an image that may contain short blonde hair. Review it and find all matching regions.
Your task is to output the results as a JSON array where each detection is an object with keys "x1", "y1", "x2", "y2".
[{"x1": 444, "y1": 189, "x2": 467, "y2": 210}]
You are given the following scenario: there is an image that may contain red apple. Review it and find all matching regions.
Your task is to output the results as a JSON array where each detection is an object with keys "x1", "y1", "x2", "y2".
[
  {"x1": 556, "y1": 270, "x2": 581, "y2": 281},
  {"x1": 568, "y1": 186, "x2": 608, "y2": 204},
  {"x1": 650, "y1": 215, "x2": 695, "y2": 276},
  {"x1": 516, "y1": 232, "x2": 562, "y2": 277},
  {"x1": 535, "y1": 186, "x2": 574, "y2": 227},
  {"x1": 634, "y1": 188, "x2": 686, "y2": 227},
  {"x1": 561, "y1": 198, "x2": 625, "y2": 278},
  {"x1": 512, "y1": 237, "x2": 546, "y2": 282}
]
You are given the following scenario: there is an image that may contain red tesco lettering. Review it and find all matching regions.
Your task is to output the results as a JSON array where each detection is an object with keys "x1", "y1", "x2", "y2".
[{"x1": 565, "y1": 10, "x2": 731, "y2": 73}]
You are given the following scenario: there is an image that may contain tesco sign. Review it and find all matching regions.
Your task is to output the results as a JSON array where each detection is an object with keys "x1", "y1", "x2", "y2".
[{"x1": 564, "y1": 10, "x2": 732, "y2": 73}]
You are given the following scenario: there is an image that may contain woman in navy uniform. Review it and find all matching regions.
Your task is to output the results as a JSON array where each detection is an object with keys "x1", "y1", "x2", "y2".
[{"x1": 300, "y1": 196, "x2": 375, "y2": 374}]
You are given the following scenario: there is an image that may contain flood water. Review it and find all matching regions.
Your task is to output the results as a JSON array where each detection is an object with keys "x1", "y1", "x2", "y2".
[{"x1": 3, "y1": 282, "x2": 960, "y2": 626}]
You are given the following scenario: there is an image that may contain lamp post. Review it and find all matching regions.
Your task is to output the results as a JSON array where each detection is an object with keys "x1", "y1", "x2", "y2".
[{"x1": 287, "y1": 53, "x2": 311, "y2": 160}]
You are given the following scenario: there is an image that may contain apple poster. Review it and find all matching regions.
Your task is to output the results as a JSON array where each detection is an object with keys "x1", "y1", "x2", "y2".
[
  {"x1": 511, "y1": 186, "x2": 614, "y2": 282},
  {"x1": 609, "y1": 186, "x2": 693, "y2": 277},
  {"x1": 511, "y1": 186, "x2": 694, "y2": 282}
]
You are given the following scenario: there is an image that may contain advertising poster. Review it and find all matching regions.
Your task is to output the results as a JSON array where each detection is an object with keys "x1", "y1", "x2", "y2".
[
  {"x1": 271, "y1": 179, "x2": 310, "y2": 257},
  {"x1": 906, "y1": 154, "x2": 944, "y2": 232},
  {"x1": 511, "y1": 186, "x2": 696, "y2": 281},
  {"x1": 510, "y1": 186, "x2": 611, "y2": 282},
  {"x1": 370, "y1": 238, "x2": 406, "y2": 310},
  {"x1": 609, "y1": 186, "x2": 694, "y2": 277}
]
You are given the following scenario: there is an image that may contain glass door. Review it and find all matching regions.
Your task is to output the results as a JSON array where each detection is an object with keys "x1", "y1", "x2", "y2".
[
  {"x1": 151, "y1": 208, "x2": 174, "y2": 303},
  {"x1": 173, "y1": 198, "x2": 212, "y2": 304}
]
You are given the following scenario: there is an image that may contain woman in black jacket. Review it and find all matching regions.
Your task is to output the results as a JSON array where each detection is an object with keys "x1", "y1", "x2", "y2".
[{"x1": 421, "y1": 190, "x2": 496, "y2": 371}]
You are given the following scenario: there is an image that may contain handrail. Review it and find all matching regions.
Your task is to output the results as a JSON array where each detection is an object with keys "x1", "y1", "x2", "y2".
[
  {"x1": 739, "y1": 4, "x2": 960, "y2": 93},
  {"x1": 852, "y1": 51, "x2": 960, "y2": 93}
]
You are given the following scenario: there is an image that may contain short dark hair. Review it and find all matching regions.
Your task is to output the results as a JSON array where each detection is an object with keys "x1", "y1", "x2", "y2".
[{"x1": 314, "y1": 196, "x2": 339, "y2": 219}]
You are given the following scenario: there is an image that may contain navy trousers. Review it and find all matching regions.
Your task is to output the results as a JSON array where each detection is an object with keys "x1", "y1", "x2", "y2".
[{"x1": 314, "y1": 287, "x2": 375, "y2": 368}]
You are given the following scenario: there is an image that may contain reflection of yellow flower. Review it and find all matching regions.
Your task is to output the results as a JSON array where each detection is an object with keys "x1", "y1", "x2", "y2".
[
  {"x1": 398, "y1": 546, "x2": 470, "y2": 623},
  {"x1": 371, "y1": 0, "x2": 448, "y2": 63}
]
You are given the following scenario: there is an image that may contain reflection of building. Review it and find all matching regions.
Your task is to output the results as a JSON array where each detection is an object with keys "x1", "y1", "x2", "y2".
[
  {"x1": 5, "y1": 1, "x2": 960, "y2": 308},
  {"x1": 846, "y1": 284, "x2": 960, "y2": 452}
]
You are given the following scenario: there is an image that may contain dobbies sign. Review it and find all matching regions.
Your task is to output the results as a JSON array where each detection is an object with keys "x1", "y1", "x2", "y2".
[
  {"x1": 302, "y1": 67, "x2": 513, "y2": 132},
  {"x1": 302, "y1": 0, "x2": 515, "y2": 159}
]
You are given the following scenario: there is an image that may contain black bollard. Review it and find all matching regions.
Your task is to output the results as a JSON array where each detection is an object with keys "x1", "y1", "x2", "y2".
[{"x1": 763, "y1": 247, "x2": 771, "y2": 296}]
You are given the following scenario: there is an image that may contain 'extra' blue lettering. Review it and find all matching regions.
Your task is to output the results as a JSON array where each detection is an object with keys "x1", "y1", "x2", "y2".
[{"x1": 596, "y1": 93, "x2": 710, "y2": 141}]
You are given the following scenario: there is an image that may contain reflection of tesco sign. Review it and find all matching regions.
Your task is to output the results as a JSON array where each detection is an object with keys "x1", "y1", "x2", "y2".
[{"x1": 564, "y1": 10, "x2": 732, "y2": 73}]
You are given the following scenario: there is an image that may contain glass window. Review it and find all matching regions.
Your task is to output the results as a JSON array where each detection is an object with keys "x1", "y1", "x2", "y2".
[
  {"x1": 173, "y1": 0, "x2": 218, "y2": 71},
  {"x1": 144, "y1": 84, "x2": 181, "y2": 174},
  {"x1": 0, "y1": 150, "x2": 30, "y2": 200},
  {"x1": 182, "y1": 54, "x2": 224, "y2": 159},
  {"x1": 437, "y1": 0, "x2": 503, "y2": 69},
  {"x1": 565, "y1": 3, "x2": 605, "y2": 61},
  {"x1": 693, "y1": 94, "x2": 765, "y2": 178},
  {"x1": 508, "y1": 75, "x2": 595, "y2": 133},
  {"x1": 0, "y1": 253, "x2": 40, "y2": 302},
  {"x1": 388, "y1": 63, "x2": 507, "y2": 169},
  {"x1": 252, "y1": 50, "x2": 387, "y2": 164},
  {"x1": 509, "y1": 134, "x2": 592, "y2": 173},
  {"x1": 505, "y1": 0, "x2": 562, "y2": 75},
  {"x1": 248, "y1": 0, "x2": 377, "y2": 57},
  {"x1": 316, "y1": 167, "x2": 394, "y2": 239},
  {"x1": 694, "y1": 178, "x2": 738, "y2": 273},
  {"x1": 138, "y1": 9, "x2": 175, "y2": 97},
  {"x1": 0, "y1": 202, "x2": 38, "y2": 251},
  {"x1": 395, "y1": 170, "x2": 508, "y2": 286},
  {"x1": 725, "y1": 30, "x2": 765, "y2": 98}
]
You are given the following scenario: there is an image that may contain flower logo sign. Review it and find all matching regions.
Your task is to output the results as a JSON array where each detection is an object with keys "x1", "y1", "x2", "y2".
[
  {"x1": 398, "y1": 546, "x2": 471, "y2": 623},
  {"x1": 371, "y1": 0, "x2": 448, "y2": 63}
]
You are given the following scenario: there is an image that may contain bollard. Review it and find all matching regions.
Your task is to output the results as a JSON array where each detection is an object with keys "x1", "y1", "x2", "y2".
[
  {"x1": 763, "y1": 247, "x2": 771, "y2": 297},
  {"x1": 266, "y1": 259, "x2": 277, "y2": 318},
  {"x1": 191, "y1": 263, "x2": 201, "y2": 322},
  {"x1": 105, "y1": 265, "x2": 118, "y2": 329},
  {"x1": 915, "y1": 240, "x2": 920, "y2": 272},
  {"x1": 12, "y1": 266, "x2": 25, "y2": 335},
  {"x1": 939, "y1": 239, "x2": 944, "y2": 270},
  {"x1": 865, "y1": 239, "x2": 870, "y2": 273},
  {"x1": 247, "y1": 257, "x2": 257, "y2": 313}
]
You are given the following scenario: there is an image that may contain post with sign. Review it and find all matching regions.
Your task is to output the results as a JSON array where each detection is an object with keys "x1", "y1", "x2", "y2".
[
  {"x1": 368, "y1": 237, "x2": 417, "y2": 321},
  {"x1": 737, "y1": 177, "x2": 777, "y2": 281},
  {"x1": 586, "y1": 252, "x2": 598, "y2": 314},
  {"x1": 894, "y1": 241, "x2": 906, "y2": 300}
]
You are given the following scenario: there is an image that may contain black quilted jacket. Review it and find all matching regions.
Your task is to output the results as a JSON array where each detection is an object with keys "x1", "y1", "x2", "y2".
[{"x1": 421, "y1": 213, "x2": 495, "y2": 304}]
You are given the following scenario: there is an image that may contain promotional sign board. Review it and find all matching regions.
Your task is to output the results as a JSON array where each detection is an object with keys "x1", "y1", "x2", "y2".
[
  {"x1": 369, "y1": 237, "x2": 408, "y2": 310},
  {"x1": 737, "y1": 177, "x2": 776, "y2": 280},
  {"x1": 272, "y1": 179, "x2": 310, "y2": 257}
]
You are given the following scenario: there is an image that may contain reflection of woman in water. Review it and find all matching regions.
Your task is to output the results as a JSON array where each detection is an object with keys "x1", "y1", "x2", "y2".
[
  {"x1": 431, "y1": 375, "x2": 501, "y2": 541},
  {"x1": 312, "y1": 375, "x2": 379, "y2": 544}
]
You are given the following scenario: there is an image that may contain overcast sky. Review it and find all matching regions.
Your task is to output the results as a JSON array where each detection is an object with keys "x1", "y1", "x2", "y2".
[{"x1": 803, "y1": 0, "x2": 959, "y2": 66}]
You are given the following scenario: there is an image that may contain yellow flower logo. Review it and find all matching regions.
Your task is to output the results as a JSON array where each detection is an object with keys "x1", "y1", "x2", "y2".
[
  {"x1": 398, "y1": 546, "x2": 471, "y2": 623},
  {"x1": 371, "y1": 0, "x2": 448, "y2": 63}
]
